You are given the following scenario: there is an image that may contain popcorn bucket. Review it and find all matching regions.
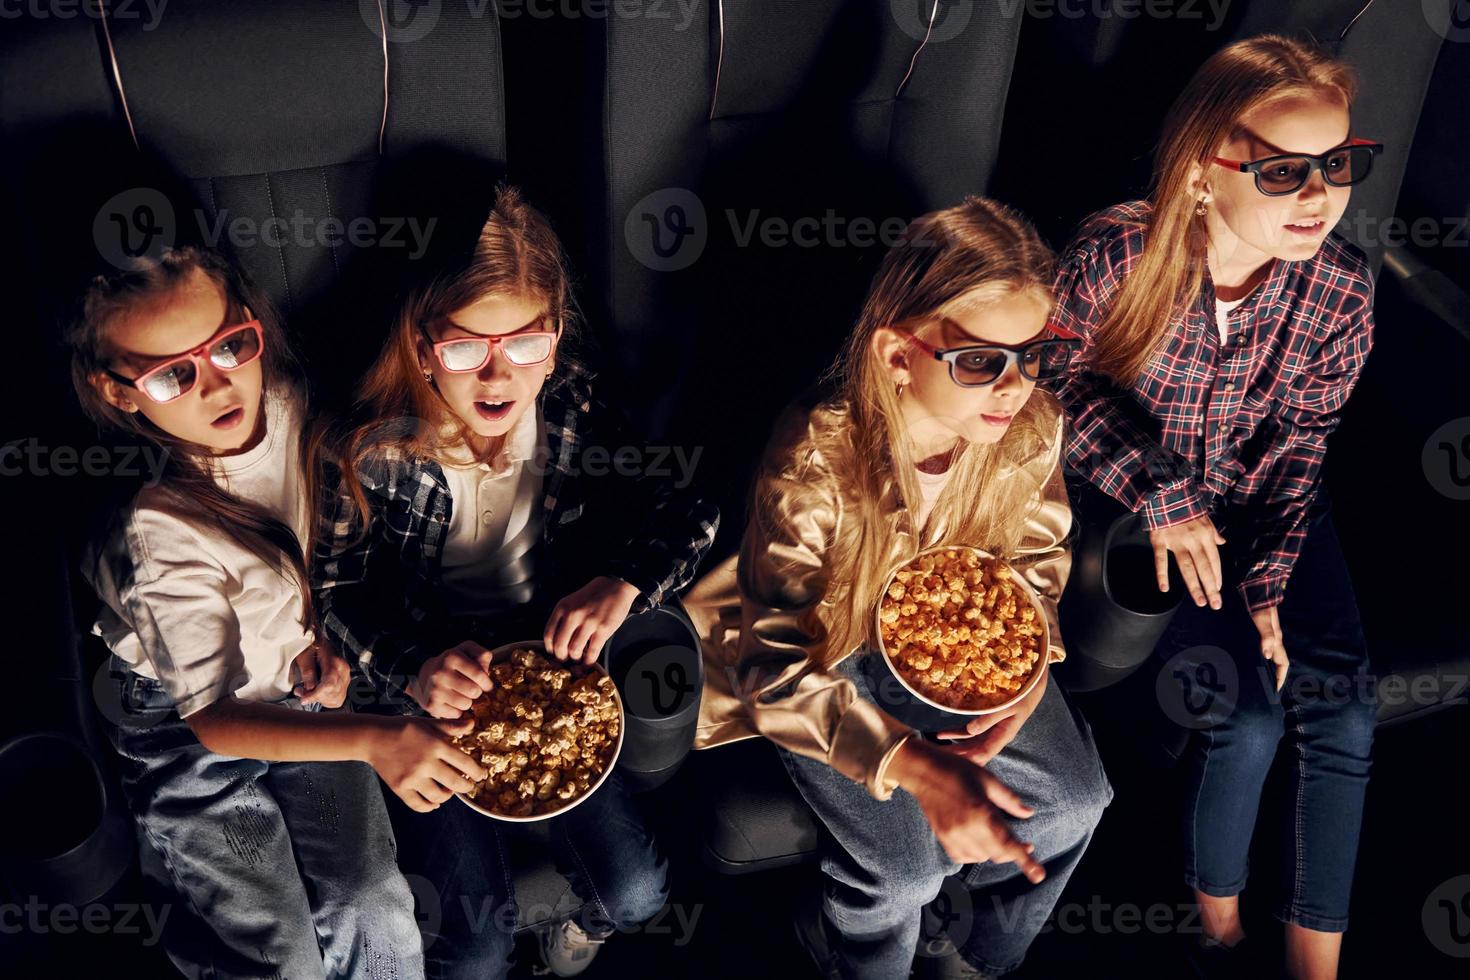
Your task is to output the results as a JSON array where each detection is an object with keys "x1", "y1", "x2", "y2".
[
  {"x1": 454, "y1": 641, "x2": 625, "y2": 823},
  {"x1": 870, "y1": 546, "x2": 1050, "y2": 731}
]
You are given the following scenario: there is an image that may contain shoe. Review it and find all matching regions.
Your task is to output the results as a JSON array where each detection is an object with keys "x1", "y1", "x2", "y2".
[
  {"x1": 1182, "y1": 933, "x2": 1252, "y2": 980},
  {"x1": 536, "y1": 919, "x2": 608, "y2": 977},
  {"x1": 912, "y1": 944, "x2": 997, "y2": 980},
  {"x1": 792, "y1": 891, "x2": 843, "y2": 980}
]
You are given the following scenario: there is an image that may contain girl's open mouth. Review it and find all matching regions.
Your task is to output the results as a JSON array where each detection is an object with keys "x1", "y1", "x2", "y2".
[
  {"x1": 1284, "y1": 219, "x2": 1326, "y2": 236},
  {"x1": 980, "y1": 412, "x2": 1014, "y2": 427},
  {"x1": 211, "y1": 407, "x2": 245, "y2": 429},
  {"x1": 474, "y1": 399, "x2": 515, "y2": 422}
]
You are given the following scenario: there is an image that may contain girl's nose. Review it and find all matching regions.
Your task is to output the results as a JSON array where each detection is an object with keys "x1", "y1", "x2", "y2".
[
  {"x1": 196, "y1": 359, "x2": 233, "y2": 398},
  {"x1": 477, "y1": 345, "x2": 515, "y2": 382},
  {"x1": 1298, "y1": 168, "x2": 1329, "y2": 202},
  {"x1": 992, "y1": 362, "x2": 1026, "y2": 397}
]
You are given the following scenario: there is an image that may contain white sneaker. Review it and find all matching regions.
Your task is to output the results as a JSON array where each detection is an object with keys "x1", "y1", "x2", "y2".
[{"x1": 536, "y1": 919, "x2": 608, "y2": 977}]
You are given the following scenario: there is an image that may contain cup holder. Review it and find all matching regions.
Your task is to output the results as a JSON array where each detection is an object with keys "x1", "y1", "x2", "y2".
[{"x1": 0, "y1": 732, "x2": 133, "y2": 906}]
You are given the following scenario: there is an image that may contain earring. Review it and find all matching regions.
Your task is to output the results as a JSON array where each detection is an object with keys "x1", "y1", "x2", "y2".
[
  {"x1": 422, "y1": 371, "x2": 433, "y2": 383},
  {"x1": 1195, "y1": 200, "x2": 1209, "y2": 216},
  {"x1": 895, "y1": 381, "x2": 907, "y2": 398}
]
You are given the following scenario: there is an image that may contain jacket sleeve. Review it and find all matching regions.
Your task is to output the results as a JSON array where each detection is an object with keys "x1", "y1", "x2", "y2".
[
  {"x1": 1008, "y1": 415, "x2": 1076, "y2": 663},
  {"x1": 310, "y1": 457, "x2": 442, "y2": 714},
  {"x1": 1052, "y1": 229, "x2": 1207, "y2": 530},
  {"x1": 726, "y1": 427, "x2": 914, "y2": 801},
  {"x1": 579, "y1": 394, "x2": 721, "y2": 613},
  {"x1": 1234, "y1": 285, "x2": 1373, "y2": 611}
]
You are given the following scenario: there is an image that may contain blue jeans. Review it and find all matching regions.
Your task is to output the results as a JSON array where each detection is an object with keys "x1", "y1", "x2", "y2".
[
  {"x1": 1153, "y1": 508, "x2": 1375, "y2": 932},
  {"x1": 108, "y1": 661, "x2": 424, "y2": 979},
  {"x1": 778, "y1": 654, "x2": 1112, "y2": 978},
  {"x1": 385, "y1": 767, "x2": 669, "y2": 979},
  {"x1": 549, "y1": 769, "x2": 672, "y2": 936},
  {"x1": 382, "y1": 788, "x2": 518, "y2": 980}
]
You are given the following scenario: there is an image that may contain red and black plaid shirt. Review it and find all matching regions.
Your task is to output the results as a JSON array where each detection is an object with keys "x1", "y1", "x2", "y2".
[{"x1": 1051, "y1": 201, "x2": 1375, "y2": 611}]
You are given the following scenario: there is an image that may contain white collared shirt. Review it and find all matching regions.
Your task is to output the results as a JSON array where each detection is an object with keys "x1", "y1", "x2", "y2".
[{"x1": 438, "y1": 407, "x2": 546, "y2": 616}]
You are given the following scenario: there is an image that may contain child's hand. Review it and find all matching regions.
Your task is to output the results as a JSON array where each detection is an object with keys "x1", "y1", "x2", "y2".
[
  {"x1": 364, "y1": 716, "x2": 486, "y2": 813},
  {"x1": 410, "y1": 641, "x2": 495, "y2": 719},
  {"x1": 933, "y1": 665, "x2": 1049, "y2": 766},
  {"x1": 1250, "y1": 604, "x2": 1290, "y2": 692},
  {"x1": 543, "y1": 576, "x2": 640, "y2": 663},
  {"x1": 292, "y1": 640, "x2": 351, "y2": 709}
]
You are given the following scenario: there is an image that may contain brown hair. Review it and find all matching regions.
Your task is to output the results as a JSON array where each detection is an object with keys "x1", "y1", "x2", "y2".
[
  {"x1": 808, "y1": 196, "x2": 1062, "y2": 660},
  {"x1": 1090, "y1": 34, "x2": 1357, "y2": 384},
  {"x1": 66, "y1": 246, "x2": 316, "y2": 625},
  {"x1": 335, "y1": 184, "x2": 581, "y2": 534}
]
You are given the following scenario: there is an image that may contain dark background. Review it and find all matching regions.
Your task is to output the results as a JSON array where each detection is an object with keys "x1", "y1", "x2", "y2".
[{"x1": 1, "y1": 1, "x2": 1467, "y2": 976}]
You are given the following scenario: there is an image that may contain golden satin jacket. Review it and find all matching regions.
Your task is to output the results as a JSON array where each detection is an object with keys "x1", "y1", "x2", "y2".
[{"x1": 683, "y1": 391, "x2": 1074, "y2": 801}]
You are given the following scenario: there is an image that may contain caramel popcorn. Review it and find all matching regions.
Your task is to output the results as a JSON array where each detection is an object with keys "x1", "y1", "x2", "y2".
[
  {"x1": 878, "y1": 549, "x2": 1044, "y2": 710},
  {"x1": 454, "y1": 649, "x2": 622, "y2": 818}
]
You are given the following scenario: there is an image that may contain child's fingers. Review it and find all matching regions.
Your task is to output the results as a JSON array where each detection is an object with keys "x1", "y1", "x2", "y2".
[
  {"x1": 1153, "y1": 541, "x2": 1171, "y2": 592},
  {"x1": 444, "y1": 651, "x2": 494, "y2": 693},
  {"x1": 566, "y1": 619, "x2": 599, "y2": 662},
  {"x1": 295, "y1": 650, "x2": 320, "y2": 692},
  {"x1": 978, "y1": 768, "x2": 1034, "y2": 820}
]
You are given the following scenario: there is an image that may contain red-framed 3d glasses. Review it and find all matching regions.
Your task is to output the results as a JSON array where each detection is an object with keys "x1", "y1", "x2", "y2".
[
  {"x1": 418, "y1": 322, "x2": 558, "y2": 373},
  {"x1": 106, "y1": 320, "x2": 264, "y2": 404},
  {"x1": 1212, "y1": 138, "x2": 1383, "y2": 197}
]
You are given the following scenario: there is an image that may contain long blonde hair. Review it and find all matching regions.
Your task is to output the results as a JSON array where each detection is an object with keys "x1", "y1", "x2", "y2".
[
  {"x1": 1091, "y1": 34, "x2": 1357, "y2": 384},
  {"x1": 804, "y1": 197, "x2": 1061, "y2": 660},
  {"x1": 336, "y1": 185, "x2": 581, "y2": 532}
]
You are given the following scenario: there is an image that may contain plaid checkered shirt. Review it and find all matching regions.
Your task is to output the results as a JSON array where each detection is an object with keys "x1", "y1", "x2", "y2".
[
  {"x1": 1051, "y1": 201, "x2": 1375, "y2": 612},
  {"x1": 312, "y1": 362, "x2": 720, "y2": 710}
]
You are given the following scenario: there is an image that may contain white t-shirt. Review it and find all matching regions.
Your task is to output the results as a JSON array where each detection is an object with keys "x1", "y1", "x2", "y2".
[
  {"x1": 914, "y1": 464, "x2": 954, "y2": 528},
  {"x1": 1215, "y1": 296, "x2": 1246, "y2": 345},
  {"x1": 438, "y1": 407, "x2": 546, "y2": 617},
  {"x1": 88, "y1": 389, "x2": 313, "y2": 717}
]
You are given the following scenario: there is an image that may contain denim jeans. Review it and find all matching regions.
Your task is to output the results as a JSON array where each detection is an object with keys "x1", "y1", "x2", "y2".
[
  {"x1": 384, "y1": 767, "x2": 669, "y2": 979},
  {"x1": 1153, "y1": 506, "x2": 1375, "y2": 932},
  {"x1": 777, "y1": 654, "x2": 1112, "y2": 978},
  {"x1": 108, "y1": 660, "x2": 424, "y2": 979},
  {"x1": 548, "y1": 769, "x2": 672, "y2": 937},
  {"x1": 382, "y1": 786, "x2": 518, "y2": 980}
]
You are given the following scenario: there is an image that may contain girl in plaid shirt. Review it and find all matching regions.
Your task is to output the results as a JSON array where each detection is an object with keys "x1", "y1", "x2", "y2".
[
  {"x1": 315, "y1": 186, "x2": 718, "y2": 978},
  {"x1": 1053, "y1": 36, "x2": 1378, "y2": 979}
]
